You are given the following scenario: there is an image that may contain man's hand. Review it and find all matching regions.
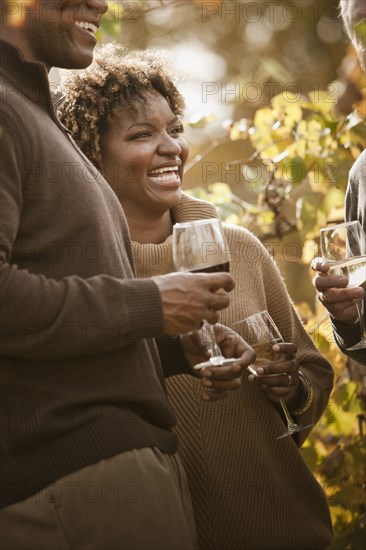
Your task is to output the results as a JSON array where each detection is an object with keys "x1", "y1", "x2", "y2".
[
  {"x1": 152, "y1": 272, "x2": 235, "y2": 335},
  {"x1": 312, "y1": 259, "x2": 364, "y2": 324},
  {"x1": 247, "y1": 343, "x2": 301, "y2": 405},
  {"x1": 181, "y1": 323, "x2": 255, "y2": 401}
]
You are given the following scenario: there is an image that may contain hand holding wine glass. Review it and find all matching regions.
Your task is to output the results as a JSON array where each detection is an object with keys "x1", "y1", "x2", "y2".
[
  {"x1": 180, "y1": 323, "x2": 255, "y2": 401},
  {"x1": 236, "y1": 311, "x2": 312, "y2": 439},
  {"x1": 318, "y1": 220, "x2": 366, "y2": 351},
  {"x1": 172, "y1": 218, "x2": 239, "y2": 367}
]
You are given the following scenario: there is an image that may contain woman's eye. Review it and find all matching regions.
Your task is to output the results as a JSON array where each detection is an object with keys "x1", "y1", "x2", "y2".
[
  {"x1": 170, "y1": 125, "x2": 184, "y2": 136},
  {"x1": 132, "y1": 131, "x2": 151, "y2": 139}
]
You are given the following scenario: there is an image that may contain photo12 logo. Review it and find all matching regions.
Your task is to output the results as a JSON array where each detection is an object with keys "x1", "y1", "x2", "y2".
[{"x1": 201, "y1": 1, "x2": 305, "y2": 24}]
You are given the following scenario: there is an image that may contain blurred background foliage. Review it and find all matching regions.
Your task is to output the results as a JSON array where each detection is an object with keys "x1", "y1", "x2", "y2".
[{"x1": 68, "y1": 0, "x2": 365, "y2": 546}]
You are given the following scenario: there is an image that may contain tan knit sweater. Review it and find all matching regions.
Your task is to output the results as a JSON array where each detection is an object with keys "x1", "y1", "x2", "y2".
[{"x1": 132, "y1": 193, "x2": 334, "y2": 550}]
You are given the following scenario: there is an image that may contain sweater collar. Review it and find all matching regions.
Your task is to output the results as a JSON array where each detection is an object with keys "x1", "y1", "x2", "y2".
[
  {"x1": 0, "y1": 39, "x2": 56, "y2": 112},
  {"x1": 131, "y1": 194, "x2": 220, "y2": 278}
]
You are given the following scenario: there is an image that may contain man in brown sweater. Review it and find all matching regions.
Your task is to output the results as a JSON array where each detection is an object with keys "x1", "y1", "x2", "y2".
[
  {"x1": 0, "y1": 2, "x2": 253, "y2": 548},
  {"x1": 313, "y1": 0, "x2": 366, "y2": 365}
]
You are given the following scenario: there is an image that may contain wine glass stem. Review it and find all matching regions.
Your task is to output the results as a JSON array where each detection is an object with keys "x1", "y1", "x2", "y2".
[
  {"x1": 356, "y1": 300, "x2": 366, "y2": 340},
  {"x1": 280, "y1": 399, "x2": 298, "y2": 432},
  {"x1": 204, "y1": 322, "x2": 222, "y2": 357}
]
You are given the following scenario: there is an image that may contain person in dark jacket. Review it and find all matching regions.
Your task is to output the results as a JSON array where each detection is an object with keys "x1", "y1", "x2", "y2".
[{"x1": 313, "y1": 0, "x2": 366, "y2": 365}]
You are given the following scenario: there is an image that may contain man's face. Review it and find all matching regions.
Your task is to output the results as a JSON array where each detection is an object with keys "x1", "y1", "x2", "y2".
[
  {"x1": 341, "y1": 0, "x2": 366, "y2": 70},
  {"x1": 18, "y1": 0, "x2": 108, "y2": 70}
]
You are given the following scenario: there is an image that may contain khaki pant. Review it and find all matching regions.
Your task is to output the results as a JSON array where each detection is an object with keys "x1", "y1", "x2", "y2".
[{"x1": 0, "y1": 448, "x2": 198, "y2": 550}]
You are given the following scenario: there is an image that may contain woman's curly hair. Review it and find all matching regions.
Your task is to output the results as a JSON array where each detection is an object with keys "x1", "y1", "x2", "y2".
[{"x1": 59, "y1": 44, "x2": 185, "y2": 167}]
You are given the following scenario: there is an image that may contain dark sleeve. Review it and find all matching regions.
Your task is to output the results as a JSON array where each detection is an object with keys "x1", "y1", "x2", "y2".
[
  {"x1": 0, "y1": 108, "x2": 164, "y2": 359},
  {"x1": 331, "y1": 296, "x2": 366, "y2": 366},
  {"x1": 333, "y1": 156, "x2": 366, "y2": 365},
  {"x1": 156, "y1": 336, "x2": 195, "y2": 377}
]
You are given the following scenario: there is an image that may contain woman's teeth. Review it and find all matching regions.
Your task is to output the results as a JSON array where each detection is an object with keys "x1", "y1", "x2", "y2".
[{"x1": 149, "y1": 166, "x2": 180, "y2": 183}]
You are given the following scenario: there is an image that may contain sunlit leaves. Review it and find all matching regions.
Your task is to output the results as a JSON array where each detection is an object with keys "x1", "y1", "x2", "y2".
[
  {"x1": 296, "y1": 193, "x2": 327, "y2": 239},
  {"x1": 322, "y1": 188, "x2": 345, "y2": 217},
  {"x1": 227, "y1": 119, "x2": 252, "y2": 141},
  {"x1": 272, "y1": 93, "x2": 304, "y2": 125},
  {"x1": 186, "y1": 113, "x2": 215, "y2": 129}
]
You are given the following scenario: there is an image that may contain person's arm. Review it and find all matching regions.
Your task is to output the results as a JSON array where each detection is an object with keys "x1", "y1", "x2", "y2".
[
  {"x1": 0, "y1": 112, "x2": 234, "y2": 359},
  {"x1": 156, "y1": 336, "x2": 193, "y2": 377},
  {"x1": 331, "y1": 311, "x2": 366, "y2": 365}
]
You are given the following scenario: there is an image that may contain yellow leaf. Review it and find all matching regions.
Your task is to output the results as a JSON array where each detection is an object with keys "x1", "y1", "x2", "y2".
[
  {"x1": 302, "y1": 239, "x2": 318, "y2": 264},
  {"x1": 229, "y1": 119, "x2": 252, "y2": 141},
  {"x1": 322, "y1": 188, "x2": 345, "y2": 215},
  {"x1": 208, "y1": 183, "x2": 232, "y2": 203},
  {"x1": 187, "y1": 113, "x2": 215, "y2": 129},
  {"x1": 253, "y1": 108, "x2": 275, "y2": 129}
]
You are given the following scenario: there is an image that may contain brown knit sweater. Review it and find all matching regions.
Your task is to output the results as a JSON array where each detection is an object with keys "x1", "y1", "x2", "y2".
[
  {"x1": 0, "y1": 40, "x2": 184, "y2": 508},
  {"x1": 133, "y1": 193, "x2": 334, "y2": 550}
]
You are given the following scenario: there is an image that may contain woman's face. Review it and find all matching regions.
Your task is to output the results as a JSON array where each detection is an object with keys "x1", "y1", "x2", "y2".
[{"x1": 99, "y1": 91, "x2": 189, "y2": 218}]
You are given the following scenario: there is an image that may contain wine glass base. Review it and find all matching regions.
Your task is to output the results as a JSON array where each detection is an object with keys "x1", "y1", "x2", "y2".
[
  {"x1": 194, "y1": 356, "x2": 240, "y2": 370},
  {"x1": 346, "y1": 339, "x2": 366, "y2": 351},
  {"x1": 275, "y1": 423, "x2": 313, "y2": 440}
]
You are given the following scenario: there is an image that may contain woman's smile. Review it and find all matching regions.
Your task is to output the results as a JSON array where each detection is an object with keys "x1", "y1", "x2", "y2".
[{"x1": 148, "y1": 165, "x2": 181, "y2": 186}]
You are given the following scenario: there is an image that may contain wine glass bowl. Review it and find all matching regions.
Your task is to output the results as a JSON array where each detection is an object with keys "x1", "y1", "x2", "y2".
[
  {"x1": 320, "y1": 220, "x2": 366, "y2": 351},
  {"x1": 173, "y1": 218, "x2": 229, "y2": 274},
  {"x1": 172, "y1": 219, "x2": 234, "y2": 366}
]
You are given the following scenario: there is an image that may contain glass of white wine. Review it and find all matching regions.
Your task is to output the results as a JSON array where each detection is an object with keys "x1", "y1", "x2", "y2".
[
  {"x1": 320, "y1": 220, "x2": 366, "y2": 351},
  {"x1": 236, "y1": 311, "x2": 312, "y2": 439},
  {"x1": 173, "y1": 218, "x2": 238, "y2": 369}
]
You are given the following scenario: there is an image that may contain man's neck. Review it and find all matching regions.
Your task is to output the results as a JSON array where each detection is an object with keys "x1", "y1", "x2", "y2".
[{"x1": 0, "y1": 27, "x2": 50, "y2": 72}]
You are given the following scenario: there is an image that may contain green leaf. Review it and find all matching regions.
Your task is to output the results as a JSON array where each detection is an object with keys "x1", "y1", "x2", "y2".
[
  {"x1": 283, "y1": 156, "x2": 308, "y2": 185},
  {"x1": 322, "y1": 188, "x2": 345, "y2": 216},
  {"x1": 355, "y1": 21, "x2": 366, "y2": 44},
  {"x1": 296, "y1": 193, "x2": 327, "y2": 239}
]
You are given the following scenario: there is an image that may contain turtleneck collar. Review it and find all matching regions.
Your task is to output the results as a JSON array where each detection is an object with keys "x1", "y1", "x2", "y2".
[{"x1": 0, "y1": 39, "x2": 59, "y2": 120}]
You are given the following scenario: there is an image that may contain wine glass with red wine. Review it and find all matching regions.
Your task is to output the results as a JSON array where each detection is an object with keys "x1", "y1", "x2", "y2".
[{"x1": 173, "y1": 218, "x2": 237, "y2": 368}]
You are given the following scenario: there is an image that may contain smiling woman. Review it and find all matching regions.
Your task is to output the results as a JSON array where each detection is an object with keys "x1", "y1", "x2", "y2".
[
  {"x1": 60, "y1": 44, "x2": 188, "y2": 243},
  {"x1": 99, "y1": 92, "x2": 188, "y2": 230}
]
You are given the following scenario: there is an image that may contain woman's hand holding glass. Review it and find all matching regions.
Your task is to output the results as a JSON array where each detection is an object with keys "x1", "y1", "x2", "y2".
[
  {"x1": 247, "y1": 342, "x2": 302, "y2": 405},
  {"x1": 236, "y1": 311, "x2": 312, "y2": 439},
  {"x1": 180, "y1": 323, "x2": 256, "y2": 401}
]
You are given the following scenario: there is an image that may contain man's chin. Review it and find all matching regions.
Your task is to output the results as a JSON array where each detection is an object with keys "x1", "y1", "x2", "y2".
[{"x1": 59, "y1": 51, "x2": 94, "y2": 70}]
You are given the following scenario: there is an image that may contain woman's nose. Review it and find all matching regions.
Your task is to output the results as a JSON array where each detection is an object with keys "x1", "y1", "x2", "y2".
[{"x1": 158, "y1": 133, "x2": 182, "y2": 156}]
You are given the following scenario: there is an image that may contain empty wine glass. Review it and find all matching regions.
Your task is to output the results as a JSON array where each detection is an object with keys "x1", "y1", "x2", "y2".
[
  {"x1": 236, "y1": 311, "x2": 312, "y2": 439},
  {"x1": 173, "y1": 218, "x2": 237, "y2": 368},
  {"x1": 320, "y1": 220, "x2": 366, "y2": 351}
]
